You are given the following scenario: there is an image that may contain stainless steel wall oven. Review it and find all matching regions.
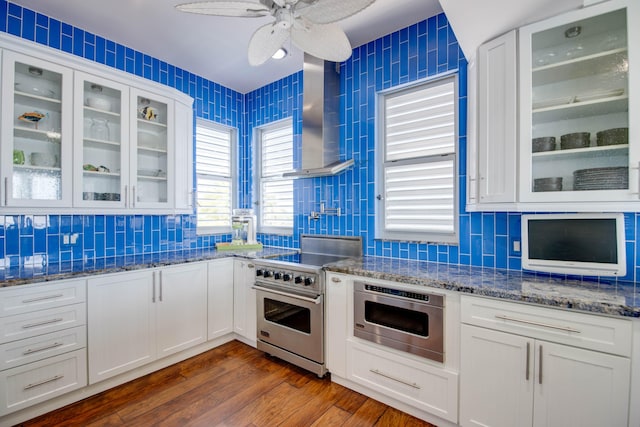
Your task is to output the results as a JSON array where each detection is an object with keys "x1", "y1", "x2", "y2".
[{"x1": 353, "y1": 281, "x2": 445, "y2": 362}]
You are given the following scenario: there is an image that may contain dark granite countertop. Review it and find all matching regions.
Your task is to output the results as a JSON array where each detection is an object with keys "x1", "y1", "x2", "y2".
[
  {"x1": 0, "y1": 247, "x2": 298, "y2": 288},
  {"x1": 324, "y1": 256, "x2": 640, "y2": 318}
]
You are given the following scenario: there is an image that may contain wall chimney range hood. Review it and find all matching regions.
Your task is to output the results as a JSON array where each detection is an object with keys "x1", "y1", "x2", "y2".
[{"x1": 283, "y1": 54, "x2": 353, "y2": 179}]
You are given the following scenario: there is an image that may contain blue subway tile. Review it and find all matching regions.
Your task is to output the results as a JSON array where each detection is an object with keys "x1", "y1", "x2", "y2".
[{"x1": 21, "y1": 7, "x2": 35, "y2": 40}]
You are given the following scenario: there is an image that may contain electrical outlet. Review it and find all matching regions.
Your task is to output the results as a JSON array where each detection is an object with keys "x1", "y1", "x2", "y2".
[
  {"x1": 513, "y1": 240, "x2": 521, "y2": 252},
  {"x1": 63, "y1": 234, "x2": 70, "y2": 245},
  {"x1": 71, "y1": 233, "x2": 78, "y2": 245}
]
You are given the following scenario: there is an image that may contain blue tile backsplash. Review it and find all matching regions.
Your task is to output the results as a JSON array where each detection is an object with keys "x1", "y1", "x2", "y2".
[{"x1": 1, "y1": 0, "x2": 639, "y2": 285}]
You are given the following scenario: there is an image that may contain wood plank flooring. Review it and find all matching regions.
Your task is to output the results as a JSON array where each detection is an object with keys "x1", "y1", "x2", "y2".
[{"x1": 17, "y1": 341, "x2": 437, "y2": 427}]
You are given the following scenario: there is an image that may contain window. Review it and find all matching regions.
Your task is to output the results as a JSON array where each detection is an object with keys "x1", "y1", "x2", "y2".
[
  {"x1": 255, "y1": 119, "x2": 294, "y2": 233},
  {"x1": 195, "y1": 119, "x2": 236, "y2": 234},
  {"x1": 376, "y1": 75, "x2": 458, "y2": 243}
]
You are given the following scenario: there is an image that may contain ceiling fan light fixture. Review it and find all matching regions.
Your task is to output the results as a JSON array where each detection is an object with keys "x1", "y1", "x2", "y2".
[{"x1": 272, "y1": 48, "x2": 288, "y2": 59}]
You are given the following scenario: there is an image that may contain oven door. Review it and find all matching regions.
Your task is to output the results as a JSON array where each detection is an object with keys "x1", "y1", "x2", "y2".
[{"x1": 254, "y1": 284, "x2": 324, "y2": 364}]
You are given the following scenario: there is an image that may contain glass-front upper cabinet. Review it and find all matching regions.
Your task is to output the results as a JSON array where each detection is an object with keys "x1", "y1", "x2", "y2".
[
  {"x1": 0, "y1": 51, "x2": 73, "y2": 207},
  {"x1": 519, "y1": 0, "x2": 638, "y2": 205},
  {"x1": 130, "y1": 89, "x2": 174, "y2": 209},
  {"x1": 73, "y1": 72, "x2": 130, "y2": 208}
]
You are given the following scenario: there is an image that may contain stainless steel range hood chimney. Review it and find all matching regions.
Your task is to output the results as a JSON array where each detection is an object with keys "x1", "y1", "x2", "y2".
[{"x1": 283, "y1": 54, "x2": 353, "y2": 178}]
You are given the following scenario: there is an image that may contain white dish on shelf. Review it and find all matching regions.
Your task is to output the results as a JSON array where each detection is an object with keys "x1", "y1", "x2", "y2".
[
  {"x1": 86, "y1": 96, "x2": 111, "y2": 111},
  {"x1": 14, "y1": 82, "x2": 55, "y2": 98}
]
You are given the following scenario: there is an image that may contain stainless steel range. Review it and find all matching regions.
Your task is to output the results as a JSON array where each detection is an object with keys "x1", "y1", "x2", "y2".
[{"x1": 252, "y1": 235, "x2": 362, "y2": 377}]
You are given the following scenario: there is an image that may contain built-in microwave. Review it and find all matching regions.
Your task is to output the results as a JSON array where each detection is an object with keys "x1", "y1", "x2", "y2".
[{"x1": 353, "y1": 281, "x2": 444, "y2": 363}]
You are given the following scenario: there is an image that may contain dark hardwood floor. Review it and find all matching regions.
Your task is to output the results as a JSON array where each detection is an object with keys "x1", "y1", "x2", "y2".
[{"x1": 18, "y1": 341, "x2": 437, "y2": 427}]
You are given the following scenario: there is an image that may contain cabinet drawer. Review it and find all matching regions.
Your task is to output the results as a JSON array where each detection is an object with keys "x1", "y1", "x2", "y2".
[
  {"x1": 0, "y1": 349, "x2": 87, "y2": 416},
  {"x1": 0, "y1": 279, "x2": 86, "y2": 317},
  {"x1": 346, "y1": 339, "x2": 458, "y2": 423},
  {"x1": 461, "y1": 296, "x2": 632, "y2": 356},
  {"x1": 0, "y1": 326, "x2": 86, "y2": 371},
  {"x1": 0, "y1": 304, "x2": 86, "y2": 344}
]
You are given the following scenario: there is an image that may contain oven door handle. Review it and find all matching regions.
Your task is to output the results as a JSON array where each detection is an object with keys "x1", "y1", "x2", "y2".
[{"x1": 252, "y1": 285, "x2": 322, "y2": 305}]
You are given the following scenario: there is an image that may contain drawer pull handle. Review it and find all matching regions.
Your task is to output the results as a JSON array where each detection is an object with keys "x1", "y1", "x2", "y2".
[
  {"x1": 247, "y1": 264, "x2": 255, "y2": 269},
  {"x1": 369, "y1": 369, "x2": 421, "y2": 389},
  {"x1": 24, "y1": 375, "x2": 64, "y2": 390},
  {"x1": 21, "y1": 318, "x2": 64, "y2": 329},
  {"x1": 539, "y1": 345, "x2": 543, "y2": 385},
  {"x1": 21, "y1": 294, "x2": 64, "y2": 304},
  {"x1": 494, "y1": 315, "x2": 581, "y2": 333},
  {"x1": 23, "y1": 342, "x2": 64, "y2": 355},
  {"x1": 331, "y1": 277, "x2": 342, "y2": 283}
]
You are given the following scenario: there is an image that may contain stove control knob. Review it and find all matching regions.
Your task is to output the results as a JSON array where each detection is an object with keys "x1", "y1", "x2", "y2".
[
  {"x1": 282, "y1": 273, "x2": 292, "y2": 281},
  {"x1": 274, "y1": 272, "x2": 282, "y2": 280},
  {"x1": 294, "y1": 275, "x2": 304, "y2": 284},
  {"x1": 304, "y1": 277, "x2": 315, "y2": 286},
  {"x1": 256, "y1": 269, "x2": 264, "y2": 277},
  {"x1": 263, "y1": 270, "x2": 273, "y2": 278}
]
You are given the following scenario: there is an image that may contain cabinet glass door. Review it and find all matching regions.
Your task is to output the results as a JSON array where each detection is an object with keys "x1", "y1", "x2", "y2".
[
  {"x1": 1, "y1": 52, "x2": 73, "y2": 206},
  {"x1": 131, "y1": 90, "x2": 172, "y2": 208},
  {"x1": 74, "y1": 73, "x2": 129, "y2": 207},
  {"x1": 520, "y1": 3, "x2": 633, "y2": 202}
]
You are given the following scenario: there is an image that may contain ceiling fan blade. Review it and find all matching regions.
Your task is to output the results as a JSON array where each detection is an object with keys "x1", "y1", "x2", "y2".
[
  {"x1": 296, "y1": 0, "x2": 376, "y2": 24},
  {"x1": 291, "y1": 21, "x2": 352, "y2": 62},
  {"x1": 248, "y1": 23, "x2": 291, "y2": 66},
  {"x1": 175, "y1": 1, "x2": 270, "y2": 17}
]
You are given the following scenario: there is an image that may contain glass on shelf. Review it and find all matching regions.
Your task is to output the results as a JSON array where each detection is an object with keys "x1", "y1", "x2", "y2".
[{"x1": 90, "y1": 118, "x2": 111, "y2": 141}]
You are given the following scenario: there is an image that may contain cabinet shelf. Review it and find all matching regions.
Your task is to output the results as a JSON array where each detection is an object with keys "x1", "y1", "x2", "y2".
[
  {"x1": 84, "y1": 106, "x2": 120, "y2": 118},
  {"x1": 83, "y1": 170, "x2": 120, "y2": 178},
  {"x1": 138, "y1": 145, "x2": 167, "y2": 154},
  {"x1": 532, "y1": 144, "x2": 628, "y2": 160},
  {"x1": 83, "y1": 138, "x2": 121, "y2": 150},
  {"x1": 14, "y1": 126, "x2": 62, "y2": 143},
  {"x1": 137, "y1": 174, "x2": 167, "y2": 182},
  {"x1": 14, "y1": 164, "x2": 61, "y2": 173},
  {"x1": 137, "y1": 118, "x2": 167, "y2": 129},
  {"x1": 14, "y1": 90, "x2": 61, "y2": 105},
  {"x1": 532, "y1": 48, "x2": 628, "y2": 86},
  {"x1": 533, "y1": 95, "x2": 628, "y2": 123}
]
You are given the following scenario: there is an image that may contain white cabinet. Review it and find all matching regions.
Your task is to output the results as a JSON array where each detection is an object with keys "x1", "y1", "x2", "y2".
[
  {"x1": 518, "y1": 0, "x2": 638, "y2": 209},
  {"x1": 0, "y1": 50, "x2": 73, "y2": 207},
  {"x1": 155, "y1": 263, "x2": 207, "y2": 358},
  {"x1": 208, "y1": 258, "x2": 235, "y2": 340},
  {"x1": 459, "y1": 296, "x2": 632, "y2": 427},
  {"x1": 472, "y1": 30, "x2": 517, "y2": 208},
  {"x1": 87, "y1": 262, "x2": 207, "y2": 384},
  {"x1": 233, "y1": 259, "x2": 256, "y2": 346},
  {"x1": 0, "y1": 279, "x2": 87, "y2": 416},
  {"x1": 0, "y1": 34, "x2": 194, "y2": 213},
  {"x1": 325, "y1": 272, "x2": 350, "y2": 378}
]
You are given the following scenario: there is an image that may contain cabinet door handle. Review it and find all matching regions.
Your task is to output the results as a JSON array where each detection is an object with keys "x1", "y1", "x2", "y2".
[
  {"x1": 21, "y1": 318, "x2": 63, "y2": 329},
  {"x1": 159, "y1": 271, "x2": 163, "y2": 302},
  {"x1": 23, "y1": 341, "x2": 64, "y2": 355},
  {"x1": 331, "y1": 277, "x2": 342, "y2": 283},
  {"x1": 132, "y1": 186, "x2": 136, "y2": 207},
  {"x1": 369, "y1": 369, "x2": 421, "y2": 389},
  {"x1": 24, "y1": 375, "x2": 64, "y2": 390},
  {"x1": 152, "y1": 272, "x2": 156, "y2": 303},
  {"x1": 22, "y1": 294, "x2": 63, "y2": 304},
  {"x1": 494, "y1": 314, "x2": 581, "y2": 333},
  {"x1": 124, "y1": 185, "x2": 128, "y2": 207},
  {"x1": 538, "y1": 345, "x2": 543, "y2": 385},
  {"x1": 4, "y1": 177, "x2": 8, "y2": 205},
  {"x1": 525, "y1": 342, "x2": 530, "y2": 381}
]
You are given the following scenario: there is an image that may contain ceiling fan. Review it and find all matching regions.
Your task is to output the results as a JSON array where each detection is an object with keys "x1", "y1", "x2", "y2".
[{"x1": 175, "y1": 0, "x2": 376, "y2": 66}]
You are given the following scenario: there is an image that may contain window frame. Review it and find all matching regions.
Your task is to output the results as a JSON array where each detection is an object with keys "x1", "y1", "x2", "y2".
[
  {"x1": 253, "y1": 118, "x2": 294, "y2": 235},
  {"x1": 375, "y1": 74, "x2": 459, "y2": 244},
  {"x1": 195, "y1": 118, "x2": 237, "y2": 235}
]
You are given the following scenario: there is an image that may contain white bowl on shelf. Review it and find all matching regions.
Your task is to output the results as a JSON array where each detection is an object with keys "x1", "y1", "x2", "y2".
[
  {"x1": 30, "y1": 152, "x2": 58, "y2": 167},
  {"x1": 87, "y1": 96, "x2": 111, "y2": 111}
]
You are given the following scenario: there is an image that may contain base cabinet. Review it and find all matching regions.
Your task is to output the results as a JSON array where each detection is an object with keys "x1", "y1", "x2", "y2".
[
  {"x1": 208, "y1": 258, "x2": 235, "y2": 340},
  {"x1": 460, "y1": 296, "x2": 631, "y2": 427},
  {"x1": 325, "y1": 272, "x2": 350, "y2": 378},
  {"x1": 233, "y1": 259, "x2": 256, "y2": 346},
  {"x1": 87, "y1": 262, "x2": 207, "y2": 384}
]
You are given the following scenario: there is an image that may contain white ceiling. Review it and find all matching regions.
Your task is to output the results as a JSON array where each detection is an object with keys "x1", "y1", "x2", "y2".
[
  {"x1": 10, "y1": 0, "x2": 587, "y2": 93},
  {"x1": 10, "y1": 0, "x2": 443, "y2": 93}
]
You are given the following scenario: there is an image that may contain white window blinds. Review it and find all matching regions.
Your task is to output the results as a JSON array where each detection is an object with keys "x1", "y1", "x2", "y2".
[
  {"x1": 258, "y1": 120, "x2": 293, "y2": 231},
  {"x1": 196, "y1": 120, "x2": 235, "y2": 233},
  {"x1": 379, "y1": 77, "x2": 457, "y2": 242}
]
